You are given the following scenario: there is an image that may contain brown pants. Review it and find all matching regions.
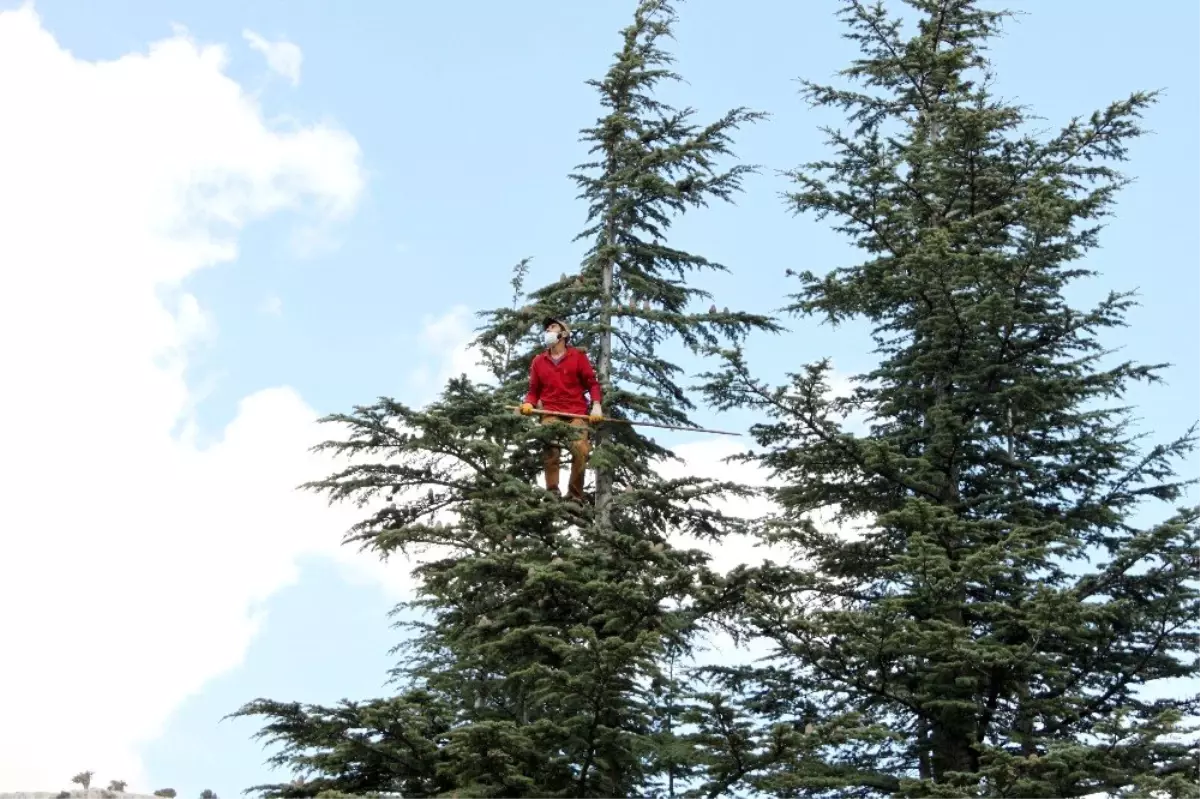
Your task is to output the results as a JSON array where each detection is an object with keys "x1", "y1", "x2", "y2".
[{"x1": 541, "y1": 415, "x2": 590, "y2": 501}]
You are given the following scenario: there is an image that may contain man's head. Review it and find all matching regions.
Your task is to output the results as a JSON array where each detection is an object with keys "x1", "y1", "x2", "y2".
[{"x1": 543, "y1": 316, "x2": 569, "y2": 348}]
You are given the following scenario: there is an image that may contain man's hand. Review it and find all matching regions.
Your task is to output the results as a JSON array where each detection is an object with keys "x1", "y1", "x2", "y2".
[
  {"x1": 589, "y1": 403, "x2": 603, "y2": 422},
  {"x1": 520, "y1": 402, "x2": 535, "y2": 415}
]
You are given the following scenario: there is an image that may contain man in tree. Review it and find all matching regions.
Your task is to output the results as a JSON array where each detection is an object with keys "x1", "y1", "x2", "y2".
[
  {"x1": 234, "y1": 2, "x2": 770, "y2": 794},
  {"x1": 520, "y1": 315, "x2": 603, "y2": 503}
]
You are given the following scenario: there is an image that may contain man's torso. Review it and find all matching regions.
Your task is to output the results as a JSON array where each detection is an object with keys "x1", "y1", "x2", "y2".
[{"x1": 535, "y1": 348, "x2": 590, "y2": 414}]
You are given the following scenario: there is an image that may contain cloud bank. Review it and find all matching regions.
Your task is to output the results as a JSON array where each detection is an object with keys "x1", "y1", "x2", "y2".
[
  {"x1": 0, "y1": 8, "x2": 856, "y2": 789},
  {"x1": 0, "y1": 8, "x2": 371, "y2": 790}
]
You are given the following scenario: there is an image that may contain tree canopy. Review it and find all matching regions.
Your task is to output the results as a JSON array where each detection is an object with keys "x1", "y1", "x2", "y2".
[
  {"x1": 697, "y1": 1, "x2": 1199, "y2": 796},
  {"x1": 234, "y1": 1, "x2": 1197, "y2": 797},
  {"x1": 233, "y1": 1, "x2": 774, "y2": 796}
]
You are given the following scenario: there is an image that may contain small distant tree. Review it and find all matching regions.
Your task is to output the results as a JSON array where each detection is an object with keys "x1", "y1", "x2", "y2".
[
  {"x1": 107, "y1": 782, "x2": 126, "y2": 794},
  {"x1": 56, "y1": 792, "x2": 70, "y2": 799},
  {"x1": 199, "y1": 791, "x2": 218, "y2": 799},
  {"x1": 154, "y1": 790, "x2": 177, "y2": 798},
  {"x1": 71, "y1": 772, "x2": 94, "y2": 792}
]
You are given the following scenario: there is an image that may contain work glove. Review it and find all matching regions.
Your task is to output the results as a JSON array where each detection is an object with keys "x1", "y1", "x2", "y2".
[
  {"x1": 589, "y1": 403, "x2": 603, "y2": 422},
  {"x1": 520, "y1": 402, "x2": 535, "y2": 415}
]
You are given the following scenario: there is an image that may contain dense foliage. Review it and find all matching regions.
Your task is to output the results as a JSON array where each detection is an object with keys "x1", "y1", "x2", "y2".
[
  {"x1": 697, "y1": 1, "x2": 1199, "y2": 797},
  {"x1": 233, "y1": 1, "x2": 1197, "y2": 797},
  {"x1": 233, "y1": 1, "x2": 773, "y2": 796}
]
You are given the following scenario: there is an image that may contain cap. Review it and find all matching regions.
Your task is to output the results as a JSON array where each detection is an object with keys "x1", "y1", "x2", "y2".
[{"x1": 542, "y1": 316, "x2": 570, "y2": 334}]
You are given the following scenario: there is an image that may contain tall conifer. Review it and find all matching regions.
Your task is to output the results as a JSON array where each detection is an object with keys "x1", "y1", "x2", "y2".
[
  {"x1": 234, "y1": 2, "x2": 774, "y2": 796},
  {"x1": 698, "y1": 2, "x2": 1199, "y2": 797}
]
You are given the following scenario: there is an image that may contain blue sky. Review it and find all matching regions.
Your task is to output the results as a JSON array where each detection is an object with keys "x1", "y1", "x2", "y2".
[{"x1": 0, "y1": 1, "x2": 1195, "y2": 796}]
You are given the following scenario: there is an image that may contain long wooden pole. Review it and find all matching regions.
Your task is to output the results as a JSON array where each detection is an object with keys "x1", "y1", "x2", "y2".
[{"x1": 514, "y1": 406, "x2": 742, "y2": 437}]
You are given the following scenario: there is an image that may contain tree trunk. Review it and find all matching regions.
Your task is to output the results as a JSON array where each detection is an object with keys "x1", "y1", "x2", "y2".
[{"x1": 594, "y1": 166, "x2": 617, "y2": 528}]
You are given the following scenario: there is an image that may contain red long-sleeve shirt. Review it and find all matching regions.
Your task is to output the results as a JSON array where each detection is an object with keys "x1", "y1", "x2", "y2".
[{"x1": 525, "y1": 347, "x2": 602, "y2": 415}]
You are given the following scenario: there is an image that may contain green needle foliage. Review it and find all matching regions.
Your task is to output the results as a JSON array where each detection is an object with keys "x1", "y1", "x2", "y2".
[
  {"x1": 698, "y1": 1, "x2": 1199, "y2": 797},
  {"x1": 478, "y1": 0, "x2": 776, "y2": 523},
  {"x1": 232, "y1": 2, "x2": 774, "y2": 797}
]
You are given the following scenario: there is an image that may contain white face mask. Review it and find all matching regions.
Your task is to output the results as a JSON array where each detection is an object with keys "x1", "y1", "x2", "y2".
[{"x1": 544, "y1": 331, "x2": 561, "y2": 347}]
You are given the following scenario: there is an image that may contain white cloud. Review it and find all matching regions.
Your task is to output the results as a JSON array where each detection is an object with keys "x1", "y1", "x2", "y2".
[
  {"x1": 657, "y1": 436, "x2": 871, "y2": 669},
  {"x1": 0, "y1": 8, "x2": 377, "y2": 791},
  {"x1": 658, "y1": 437, "x2": 785, "y2": 568},
  {"x1": 242, "y1": 29, "x2": 302, "y2": 86},
  {"x1": 407, "y1": 305, "x2": 492, "y2": 399}
]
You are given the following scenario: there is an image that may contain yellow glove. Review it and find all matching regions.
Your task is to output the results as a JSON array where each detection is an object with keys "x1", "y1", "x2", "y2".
[
  {"x1": 589, "y1": 403, "x2": 603, "y2": 422},
  {"x1": 520, "y1": 402, "x2": 534, "y2": 415}
]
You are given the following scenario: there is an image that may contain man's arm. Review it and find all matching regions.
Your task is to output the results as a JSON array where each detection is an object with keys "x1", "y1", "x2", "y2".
[
  {"x1": 579, "y1": 352, "x2": 602, "y2": 407},
  {"x1": 524, "y1": 356, "x2": 542, "y2": 406}
]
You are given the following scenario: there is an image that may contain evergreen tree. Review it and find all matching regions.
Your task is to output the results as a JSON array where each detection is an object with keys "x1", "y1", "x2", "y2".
[
  {"x1": 471, "y1": 0, "x2": 774, "y2": 521},
  {"x1": 699, "y1": 1, "x2": 1199, "y2": 797},
  {"x1": 233, "y1": 2, "x2": 774, "y2": 796}
]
